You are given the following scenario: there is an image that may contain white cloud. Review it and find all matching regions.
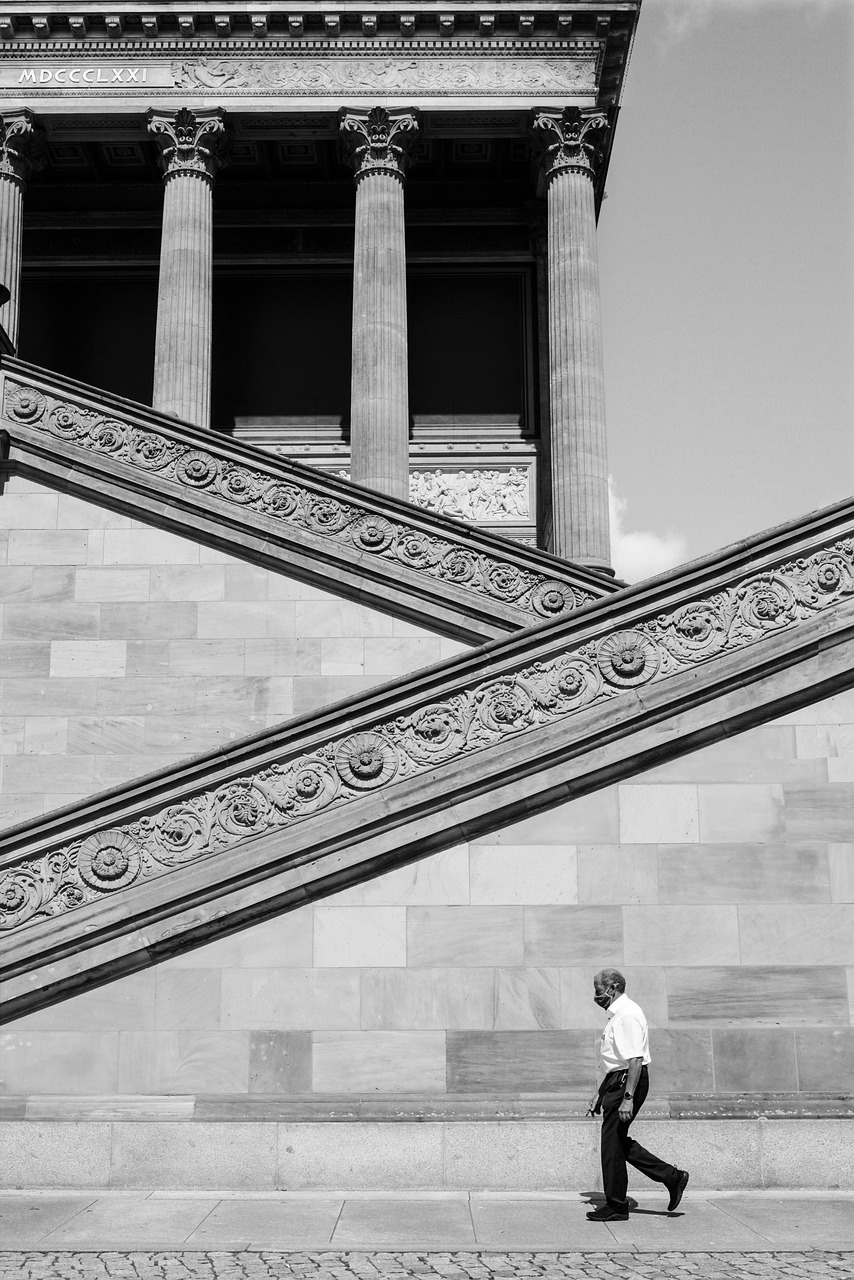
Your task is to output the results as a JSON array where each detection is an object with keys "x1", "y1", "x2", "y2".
[{"x1": 608, "y1": 479, "x2": 688, "y2": 583}]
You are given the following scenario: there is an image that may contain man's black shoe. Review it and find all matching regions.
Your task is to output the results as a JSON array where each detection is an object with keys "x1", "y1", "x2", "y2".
[
  {"x1": 667, "y1": 1170, "x2": 689, "y2": 1212},
  {"x1": 586, "y1": 1204, "x2": 629, "y2": 1221}
]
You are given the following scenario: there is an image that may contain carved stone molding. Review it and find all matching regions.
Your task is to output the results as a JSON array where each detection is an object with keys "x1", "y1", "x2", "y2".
[
  {"x1": 2, "y1": 529, "x2": 852, "y2": 934},
  {"x1": 339, "y1": 105, "x2": 419, "y2": 182},
  {"x1": 2, "y1": 378, "x2": 589, "y2": 621},
  {"x1": 147, "y1": 106, "x2": 228, "y2": 182},
  {"x1": 530, "y1": 105, "x2": 608, "y2": 181},
  {"x1": 0, "y1": 109, "x2": 44, "y2": 187}
]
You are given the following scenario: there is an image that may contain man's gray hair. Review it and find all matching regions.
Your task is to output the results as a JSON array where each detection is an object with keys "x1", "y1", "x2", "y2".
[{"x1": 594, "y1": 968, "x2": 626, "y2": 992}]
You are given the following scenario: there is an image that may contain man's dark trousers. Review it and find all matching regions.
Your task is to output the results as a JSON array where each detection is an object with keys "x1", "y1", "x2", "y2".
[{"x1": 600, "y1": 1066, "x2": 678, "y2": 1212}]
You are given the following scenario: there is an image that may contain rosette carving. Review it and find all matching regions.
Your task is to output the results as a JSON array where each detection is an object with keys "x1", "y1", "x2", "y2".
[
  {"x1": 597, "y1": 630, "x2": 661, "y2": 687},
  {"x1": 397, "y1": 532, "x2": 439, "y2": 571},
  {"x1": 218, "y1": 465, "x2": 257, "y2": 504},
  {"x1": 335, "y1": 732, "x2": 398, "y2": 789},
  {"x1": 531, "y1": 581, "x2": 577, "y2": 618},
  {"x1": 801, "y1": 550, "x2": 854, "y2": 601},
  {"x1": 350, "y1": 514, "x2": 395, "y2": 554},
  {"x1": 78, "y1": 831, "x2": 141, "y2": 892},
  {"x1": 176, "y1": 449, "x2": 219, "y2": 488},
  {"x1": 4, "y1": 384, "x2": 46, "y2": 422}
]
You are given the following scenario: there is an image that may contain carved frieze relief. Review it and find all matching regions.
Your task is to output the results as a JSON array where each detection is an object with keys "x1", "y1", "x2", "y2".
[
  {"x1": 1, "y1": 532, "x2": 852, "y2": 933},
  {"x1": 410, "y1": 468, "x2": 531, "y2": 521}
]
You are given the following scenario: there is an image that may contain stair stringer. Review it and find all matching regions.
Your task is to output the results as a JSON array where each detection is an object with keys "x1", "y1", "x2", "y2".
[{"x1": 2, "y1": 495, "x2": 853, "y2": 1020}]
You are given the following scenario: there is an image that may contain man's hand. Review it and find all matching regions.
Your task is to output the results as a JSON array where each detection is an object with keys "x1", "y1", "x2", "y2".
[
  {"x1": 617, "y1": 1096, "x2": 633, "y2": 1122},
  {"x1": 586, "y1": 1092, "x2": 600, "y2": 1117}
]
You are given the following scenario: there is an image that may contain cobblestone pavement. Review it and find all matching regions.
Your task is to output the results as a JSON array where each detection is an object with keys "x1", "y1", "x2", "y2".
[{"x1": 2, "y1": 1253, "x2": 852, "y2": 1280}]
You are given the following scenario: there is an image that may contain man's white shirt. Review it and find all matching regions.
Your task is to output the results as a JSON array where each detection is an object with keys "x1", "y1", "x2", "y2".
[{"x1": 599, "y1": 992, "x2": 652, "y2": 1072}]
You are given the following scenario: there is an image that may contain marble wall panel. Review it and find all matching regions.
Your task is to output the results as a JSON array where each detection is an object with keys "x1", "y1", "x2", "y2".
[
  {"x1": 224, "y1": 563, "x2": 273, "y2": 601},
  {"x1": 74, "y1": 568, "x2": 151, "y2": 602},
  {"x1": 312, "y1": 1031, "x2": 446, "y2": 1092},
  {"x1": 220, "y1": 969, "x2": 360, "y2": 1030},
  {"x1": 278, "y1": 1122, "x2": 444, "y2": 1189},
  {"x1": 0, "y1": 791, "x2": 43, "y2": 824},
  {"x1": 494, "y1": 967, "x2": 561, "y2": 1029},
  {"x1": 776, "y1": 689, "x2": 854, "y2": 725},
  {"x1": 143, "y1": 714, "x2": 265, "y2": 754},
  {"x1": 321, "y1": 637, "x2": 365, "y2": 675},
  {"x1": 711, "y1": 1029, "x2": 798, "y2": 1091},
  {"x1": 576, "y1": 845, "x2": 658, "y2": 904},
  {"x1": 795, "y1": 724, "x2": 854, "y2": 759},
  {"x1": 648, "y1": 1028, "x2": 714, "y2": 1091},
  {"x1": 6, "y1": 972, "x2": 156, "y2": 1032},
  {"x1": 295, "y1": 600, "x2": 395, "y2": 638},
  {"x1": 697, "y1": 784, "x2": 786, "y2": 842},
  {"x1": 23, "y1": 716, "x2": 67, "y2": 754},
  {"x1": 3, "y1": 603, "x2": 99, "y2": 640},
  {"x1": 117, "y1": 1031, "x2": 250, "y2": 1093},
  {"x1": 360, "y1": 968, "x2": 495, "y2": 1030},
  {"x1": 739, "y1": 905, "x2": 854, "y2": 965},
  {"x1": 406, "y1": 907, "x2": 523, "y2": 967},
  {"x1": 314, "y1": 906, "x2": 407, "y2": 967},
  {"x1": 32, "y1": 567, "x2": 76, "y2": 600},
  {"x1": 197, "y1": 602, "x2": 295, "y2": 639},
  {"x1": 168, "y1": 640, "x2": 245, "y2": 677},
  {"x1": 1, "y1": 493, "x2": 58, "y2": 527},
  {"x1": 0, "y1": 1031, "x2": 119, "y2": 1094},
  {"x1": 67, "y1": 716, "x2": 145, "y2": 756},
  {"x1": 292, "y1": 675, "x2": 382, "y2": 716},
  {"x1": 794, "y1": 1028, "x2": 854, "y2": 1091},
  {"x1": 49, "y1": 641, "x2": 127, "y2": 679},
  {"x1": 327, "y1": 845, "x2": 470, "y2": 906},
  {"x1": 160, "y1": 911, "x2": 313, "y2": 971},
  {"x1": 57, "y1": 494, "x2": 132, "y2": 529},
  {"x1": 93, "y1": 755, "x2": 177, "y2": 792},
  {"x1": 99, "y1": 603, "x2": 198, "y2": 640},
  {"x1": 192, "y1": 675, "x2": 287, "y2": 716},
  {"x1": 667, "y1": 966, "x2": 849, "y2": 1025},
  {"x1": 2, "y1": 754, "x2": 94, "y2": 793},
  {"x1": 149, "y1": 565, "x2": 226, "y2": 601},
  {"x1": 635, "y1": 726, "x2": 815, "y2": 785},
  {"x1": 244, "y1": 638, "x2": 321, "y2": 677},
  {"x1": 623, "y1": 906, "x2": 740, "y2": 966},
  {"x1": 848, "y1": 969, "x2": 854, "y2": 1025},
  {"x1": 103, "y1": 529, "x2": 200, "y2": 565},
  {"x1": 0, "y1": 643, "x2": 51, "y2": 677},
  {"x1": 363, "y1": 638, "x2": 443, "y2": 676},
  {"x1": 784, "y1": 785, "x2": 854, "y2": 842},
  {"x1": 473, "y1": 787, "x2": 619, "y2": 844},
  {"x1": 7, "y1": 531, "x2": 88, "y2": 565},
  {"x1": 155, "y1": 970, "x2": 222, "y2": 1031},
  {"x1": 0, "y1": 567, "x2": 33, "y2": 600},
  {"x1": 560, "y1": 966, "x2": 667, "y2": 1030},
  {"x1": 523, "y1": 906, "x2": 623, "y2": 967},
  {"x1": 658, "y1": 844, "x2": 831, "y2": 905},
  {"x1": 95, "y1": 678, "x2": 195, "y2": 716},
  {"x1": 0, "y1": 715, "x2": 24, "y2": 753},
  {"x1": 249, "y1": 1031, "x2": 313, "y2": 1093},
  {"x1": 829, "y1": 845, "x2": 854, "y2": 902},
  {"x1": 446, "y1": 1030, "x2": 596, "y2": 1092},
  {"x1": 619, "y1": 784, "x2": 699, "y2": 843},
  {"x1": 469, "y1": 845, "x2": 577, "y2": 905},
  {"x1": 111, "y1": 1122, "x2": 278, "y2": 1189}
]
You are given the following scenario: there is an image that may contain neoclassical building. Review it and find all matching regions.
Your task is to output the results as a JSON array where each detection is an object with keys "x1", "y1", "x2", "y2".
[{"x1": 0, "y1": 2, "x2": 852, "y2": 1193}]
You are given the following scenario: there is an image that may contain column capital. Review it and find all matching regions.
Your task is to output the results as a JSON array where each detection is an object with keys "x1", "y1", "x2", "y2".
[
  {"x1": 0, "y1": 110, "x2": 45, "y2": 189},
  {"x1": 147, "y1": 107, "x2": 229, "y2": 183},
  {"x1": 530, "y1": 107, "x2": 608, "y2": 182},
  {"x1": 339, "y1": 106, "x2": 420, "y2": 183}
]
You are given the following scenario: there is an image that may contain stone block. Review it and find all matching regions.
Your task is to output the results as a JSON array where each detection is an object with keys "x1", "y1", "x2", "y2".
[
  {"x1": 785, "y1": 784, "x2": 854, "y2": 841},
  {"x1": 712, "y1": 1028, "x2": 798, "y2": 1091},
  {"x1": 360, "y1": 967, "x2": 495, "y2": 1030},
  {"x1": 795, "y1": 1028, "x2": 854, "y2": 1090},
  {"x1": 0, "y1": 716, "x2": 24, "y2": 754},
  {"x1": 636, "y1": 725, "x2": 799, "y2": 783},
  {"x1": 775, "y1": 689, "x2": 854, "y2": 725},
  {"x1": 221, "y1": 969, "x2": 360, "y2": 1030},
  {"x1": 0, "y1": 567, "x2": 32, "y2": 600},
  {"x1": 44, "y1": 1196, "x2": 216, "y2": 1247},
  {"x1": 23, "y1": 715, "x2": 67, "y2": 754},
  {"x1": 150, "y1": 565, "x2": 226, "y2": 601},
  {"x1": 447, "y1": 1030, "x2": 596, "y2": 1092},
  {"x1": 559, "y1": 969, "x2": 608, "y2": 1029},
  {"x1": 1, "y1": 754, "x2": 94, "y2": 793},
  {"x1": 828, "y1": 758, "x2": 854, "y2": 782},
  {"x1": 407, "y1": 906, "x2": 523, "y2": 967},
  {"x1": 630, "y1": 1119, "x2": 762, "y2": 1187},
  {"x1": 50, "y1": 641, "x2": 127, "y2": 678},
  {"x1": 760, "y1": 1119, "x2": 854, "y2": 1188},
  {"x1": 168, "y1": 639, "x2": 245, "y2": 676},
  {"x1": 86, "y1": 529, "x2": 105, "y2": 565},
  {"x1": 197, "y1": 601, "x2": 295, "y2": 638},
  {"x1": 441, "y1": 638, "x2": 472, "y2": 659},
  {"x1": 576, "y1": 844, "x2": 658, "y2": 904},
  {"x1": 667, "y1": 966, "x2": 849, "y2": 1025},
  {"x1": 476, "y1": 787, "x2": 619, "y2": 844},
  {"x1": 0, "y1": 1192, "x2": 100, "y2": 1244},
  {"x1": 0, "y1": 1122, "x2": 112, "y2": 1188},
  {"x1": 0, "y1": 642, "x2": 50, "y2": 677},
  {"x1": 7, "y1": 971, "x2": 156, "y2": 1031},
  {"x1": 249, "y1": 1031, "x2": 312, "y2": 1092},
  {"x1": 158, "y1": 909, "x2": 313, "y2": 969},
  {"x1": 494, "y1": 967, "x2": 561, "y2": 1030},
  {"x1": 110, "y1": 1122, "x2": 278, "y2": 1189},
  {"x1": 829, "y1": 844, "x2": 854, "y2": 901},
  {"x1": 7, "y1": 530, "x2": 88, "y2": 565},
  {"x1": 193, "y1": 675, "x2": 288, "y2": 716},
  {"x1": 124, "y1": 641, "x2": 171, "y2": 676},
  {"x1": 624, "y1": 906, "x2": 739, "y2": 966},
  {"x1": 67, "y1": 716, "x2": 145, "y2": 755},
  {"x1": 277, "y1": 1122, "x2": 444, "y2": 1189},
  {"x1": 619, "y1": 784, "x2": 699, "y2": 842},
  {"x1": 32, "y1": 567, "x2": 76, "y2": 601},
  {"x1": 74, "y1": 568, "x2": 151, "y2": 602},
  {"x1": 0, "y1": 792, "x2": 44, "y2": 826},
  {"x1": 523, "y1": 906, "x2": 623, "y2": 966},
  {"x1": 266, "y1": 576, "x2": 331, "y2": 601},
  {"x1": 245, "y1": 638, "x2": 321, "y2": 676},
  {"x1": 56, "y1": 493, "x2": 133, "y2": 529},
  {"x1": 117, "y1": 1031, "x2": 250, "y2": 1093},
  {"x1": 93, "y1": 755, "x2": 174, "y2": 792},
  {"x1": 648, "y1": 1028, "x2": 714, "y2": 1091},
  {"x1": 103, "y1": 528, "x2": 200, "y2": 565},
  {"x1": 312, "y1": 1031, "x2": 446, "y2": 1092},
  {"x1": 0, "y1": 1031, "x2": 119, "y2": 1094},
  {"x1": 739, "y1": 905, "x2": 854, "y2": 965},
  {"x1": 292, "y1": 675, "x2": 380, "y2": 716},
  {"x1": 658, "y1": 843, "x2": 831, "y2": 904},
  {"x1": 697, "y1": 784, "x2": 786, "y2": 842},
  {"x1": 95, "y1": 678, "x2": 195, "y2": 715},
  {"x1": 469, "y1": 844, "x2": 577, "y2": 905},
  {"x1": 144, "y1": 714, "x2": 264, "y2": 754},
  {"x1": 0, "y1": 493, "x2": 58, "y2": 528},
  {"x1": 444, "y1": 1121, "x2": 599, "y2": 1190},
  {"x1": 796, "y1": 724, "x2": 854, "y2": 758},
  {"x1": 327, "y1": 844, "x2": 470, "y2": 906},
  {"x1": 320, "y1": 637, "x2": 364, "y2": 675},
  {"x1": 295, "y1": 599, "x2": 395, "y2": 637},
  {"x1": 224, "y1": 562, "x2": 272, "y2": 601},
  {"x1": 99, "y1": 603, "x2": 198, "y2": 640},
  {"x1": 3, "y1": 603, "x2": 99, "y2": 640},
  {"x1": 155, "y1": 969, "x2": 222, "y2": 1030},
  {"x1": 363, "y1": 637, "x2": 443, "y2": 676},
  {"x1": 333, "y1": 1198, "x2": 475, "y2": 1249},
  {"x1": 314, "y1": 906, "x2": 407, "y2": 967}
]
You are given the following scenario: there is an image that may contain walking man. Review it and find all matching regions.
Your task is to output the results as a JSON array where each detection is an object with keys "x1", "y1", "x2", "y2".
[{"x1": 586, "y1": 968, "x2": 689, "y2": 1221}]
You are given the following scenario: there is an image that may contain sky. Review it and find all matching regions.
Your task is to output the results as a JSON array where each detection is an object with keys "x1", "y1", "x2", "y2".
[{"x1": 598, "y1": 0, "x2": 854, "y2": 580}]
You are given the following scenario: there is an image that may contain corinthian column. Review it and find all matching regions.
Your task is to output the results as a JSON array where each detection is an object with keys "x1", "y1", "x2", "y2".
[
  {"x1": 147, "y1": 108, "x2": 227, "y2": 428},
  {"x1": 532, "y1": 107, "x2": 611, "y2": 572},
  {"x1": 339, "y1": 106, "x2": 419, "y2": 499},
  {"x1": 0, "y1": 111, "x2": 43, "y2": 349}
]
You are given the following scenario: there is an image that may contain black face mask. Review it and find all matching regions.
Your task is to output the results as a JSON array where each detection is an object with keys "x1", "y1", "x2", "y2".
[{"x1": 593, "y1": 987, "x2": 614, "y2": 1009}]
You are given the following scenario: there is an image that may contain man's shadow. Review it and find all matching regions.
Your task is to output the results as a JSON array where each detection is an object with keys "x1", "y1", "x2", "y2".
[{"x1": 583, "y1": 1191, "x2": 683, "y2": 1218}]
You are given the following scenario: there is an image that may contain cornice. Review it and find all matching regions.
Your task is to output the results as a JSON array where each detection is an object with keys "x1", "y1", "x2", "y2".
[{"x1": 1, "y1": 493, "x2": 852, "y2": 1017}]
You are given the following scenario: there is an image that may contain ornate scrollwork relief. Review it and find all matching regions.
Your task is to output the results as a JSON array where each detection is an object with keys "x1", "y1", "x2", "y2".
[
  {"x1": 530, "y1": 105, "x2": 608, "y2": 181},
  {"x1": 339, "y1": 106, "x2": 420, "y2": 181},
  {"x1": 2, "y1": 379, "x2": 588, "y2": 620},
  {"x1": 146, "y1": 106, "x2": 228, "y2": 182},
  {"x1": 2, "y1": 533, "x2": 852, "y2": 934}
]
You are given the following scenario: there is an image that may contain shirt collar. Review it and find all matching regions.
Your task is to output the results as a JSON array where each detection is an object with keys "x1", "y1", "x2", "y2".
[{"x1": 607, "y1": 992, "x2": 629, "y2": 1017}]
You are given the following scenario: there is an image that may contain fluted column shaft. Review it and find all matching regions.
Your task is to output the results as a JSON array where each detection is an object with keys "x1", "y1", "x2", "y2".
[
  {"x1": 533, "y1": 108, "x2": 611, "y2": 572},
  {"x1": 148, "y1": 108, "x2": 226, "y2": 429},
  {"x1": 0, "y1": 111, "x2": 41, "y2": 349},
  {"x1": 340, "y1": 106, "x2": 419, "y2": 499}
]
